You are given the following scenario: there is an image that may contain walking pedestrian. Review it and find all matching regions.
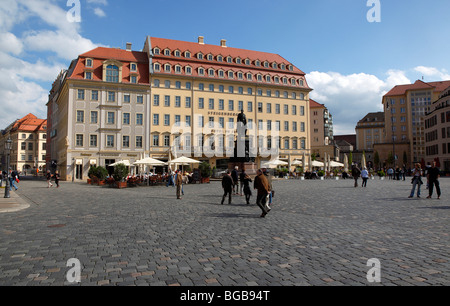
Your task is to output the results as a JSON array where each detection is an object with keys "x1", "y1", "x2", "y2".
[
  {"x1": 263, "y1": 168, "x2": 274, "y2": 206},
  {"x1": 361, "y1": 167, "x2": 369, "y2": 187},
  {"x1": 254, "y1": 169, "x2": 271, "y2": 218},
  {"x1": 242, "y1": 173, "x2": 252, "y2": 205},
  {"x1": 408, "y1": 163, "x2": 423, "y2": 198},
  {"x1": 175, "y1": 170, "x2": 183, "y2": 199},
  {"x1": 54, "y1": 170, "x2": 60, "y2": 188},
  {"x1": 239, "y1": 167, "x2": 246, "y2": 196},
  {"x1": 231, "y1": 166, "x2": 239, "y2": 194},
  {"x1": 9, "y1": 169, "x2": 18, "y2": 191},
  {"x1": 427, "y1": 161, "x2": 441, "y2": 199},
  {"x1": 352, "y1": 165, "x2": 361, "y2": 187},
  {"x1": 46, "y1": 170, "x2": 53, "y2": 188},
  {"x1": 221, "y1": 170, "x2": 234, "y2": 205}
]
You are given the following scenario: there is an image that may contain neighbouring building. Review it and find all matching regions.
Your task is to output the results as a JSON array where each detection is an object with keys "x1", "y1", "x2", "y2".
[
  {"x1": 355, "y1": 112, "x2": 385, "y2": 168},
  {"x1": 48, "y1": 36, "x2": 313, "y2": 180},
  {"x1": 380, "y1": 79, "x2": 450, "y2": 167},
  {"x1": 424, "y1": 85, "x2": 450, "y2": 172},
  {"x1": 0, "y1": 113, "x2": 47, "y2": 174},
  {"x1": 309, "y1": 99, "x2": 338, "y2": 160}
]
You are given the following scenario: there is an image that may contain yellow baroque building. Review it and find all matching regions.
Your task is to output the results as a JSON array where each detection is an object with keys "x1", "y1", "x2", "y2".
[{"x1": 48, "y1": 36, "x2": 313, "y2": 180}]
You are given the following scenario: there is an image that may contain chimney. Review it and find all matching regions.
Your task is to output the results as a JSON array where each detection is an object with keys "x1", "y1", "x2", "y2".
[
  {"x1": 126, "y1": 42, "x2": 132, "y2": 51},
  {"x1": 198, "y1": 36, "x2": 204, "y2": 45},
  {"x1": 220, "y1": 39, "x2": 227, "y2": 48}
]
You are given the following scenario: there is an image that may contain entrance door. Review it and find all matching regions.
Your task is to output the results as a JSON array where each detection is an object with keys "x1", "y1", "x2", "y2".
[{"x1": 75, "y1": 164, "x2": 83, "y2": 180}]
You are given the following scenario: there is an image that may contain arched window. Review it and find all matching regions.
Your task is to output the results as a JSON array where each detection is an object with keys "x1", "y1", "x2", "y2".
[{"x1": 106, "y1": 65, "x2": 119, "y2": 83}]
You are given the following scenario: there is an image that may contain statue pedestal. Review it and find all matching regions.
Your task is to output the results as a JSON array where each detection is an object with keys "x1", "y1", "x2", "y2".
[{"x1": 229, "y1": 137, "x2": 257, "y2": 175}]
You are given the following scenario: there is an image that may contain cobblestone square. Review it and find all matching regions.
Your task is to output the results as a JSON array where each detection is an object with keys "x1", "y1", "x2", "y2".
[{"x1": 0, "y1": 177, "x2": 449, "y2": 286}]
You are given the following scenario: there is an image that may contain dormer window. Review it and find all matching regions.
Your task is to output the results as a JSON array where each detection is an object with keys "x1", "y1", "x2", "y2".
[
  {"x1": 130, "y1": 62, "x2": 137, "y2": 72},
  {"x1": 185, "y1": 51, "x2": 191, "y2": 58},
  {"x1": 217, "y1": 55, "x2": 223, "y2": 62},
  {"x1": 218, "y1": 70, "x2": 225, "y2": 78},
  {"x1": 174, "y1": 50, "x2": 181, "y2": 57},
  {"x1": 175, "y1": 65, "x2": 182, "y2": 74},
  {"x1": 265, "y1": 75, "x2": 271, "y2": 83},
  {"x1": 228, "y1": 71, "x2": 234, "y2": 79},
  {"x1": 208, "y1": 68, "x2": 215, "y2": 77},
  {"x1": 153, "y1": 63, "x2": 161, "y2": 72},
  {"x1": 226, "y1": 56, "x2": 232, "y2": 63},
  {"x1": 246, "y1": 73, "x2": 252, "y2": 81},
  {"x1": 164, "y1": 49, "x2": 171, "y2": 56},
  {"x1": 289, "y1": 65, "x2": 294, "y2": 71},
  {"x1": 274, "y1": 76, "x2": 280, "y2": 84},
  {"x1": 237, "y1": 72, "x2": 243, "y2": 80},
  {"x1": 207, "y1": 54, "x2": 213, "y2": 61},
  {"x1": 86, "y1": 58, "x2": 93, "y2": 68},
  {"x1": 185, "y1": 66, "x2": 192, "y2": 75},
  {"x1": 153, "y1": 48, "x2": 160, "y2": 55},
  {"x1": 282, "y1": 77, "x2": 288, "y2": 85},
  {"x1": 257, "y1": 74, "x2": 262, "y2": 82},
  {"x1": 291, "y1": 78, "x2": 296, "y2": 86},
  {"x1": 197, "y1": 53, "x2": 204, "y2": 60},
  {"x1": 164, "y1": 64, "x2": 171, "y2": 72},
  {"x1": 263, "y1": 61, "x2": 269, "y2": 68},
  {"x1": 255, "y1": 60, "x2": 260, "y2": 67},
  {"x1": 272, "y1": 63, "x2": 277, "y2": 69},
  {"x1": 236, "y1": 58, "x2": 241, "y2": 64},
  {"x1": 105, "y1": 64, "x2": 119, "y2": 83},
  {"x1": 245, "y1": 59, "x2": 250, "y2": 65},
  {"x1": 198, "y1": 67, "x2": 205, "y2": 76}
]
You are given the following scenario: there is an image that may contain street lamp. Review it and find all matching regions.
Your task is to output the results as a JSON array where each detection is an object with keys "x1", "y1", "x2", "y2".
[{"x1": 4, "y1": 136, "x2": 12, "y2": 198}]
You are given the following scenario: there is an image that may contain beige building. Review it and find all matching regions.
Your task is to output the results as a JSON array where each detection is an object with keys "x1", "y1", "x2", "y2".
[
  {"x1": 381, "y1": 79, "x2": 450, "y2": 166},
  {"x1": 424, "y1": 85, "x2": 450, "y2": 172},
  {"x1": 309, "y1": 99, "x2": 337, "y2": 160},
  {"x1": 48, "y1": 36, "x2": 313, "y2": 180},
  {"x1": 0, "y1": 114, "x2": 47, "y2": 174}
]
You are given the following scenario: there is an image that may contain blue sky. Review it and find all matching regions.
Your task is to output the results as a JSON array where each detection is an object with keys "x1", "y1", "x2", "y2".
[{"x1": 1, "y1": 0, "x2": 450, "y2": 134}]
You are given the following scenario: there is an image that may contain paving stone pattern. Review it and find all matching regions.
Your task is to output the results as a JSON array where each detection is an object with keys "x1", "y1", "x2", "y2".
[{"x1": 0, "y1": 177, "x2": 449, "y2": 286}]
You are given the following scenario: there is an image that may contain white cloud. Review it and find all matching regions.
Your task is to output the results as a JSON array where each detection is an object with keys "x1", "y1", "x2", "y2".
[
  {"x1": 307, "y1": 70, "x2": 411, "y2": 135},
  {"x1": 93, "y1": 7, "x2": 106, "y2": 17},
  {"x1": 414, "y1": 66, "x2": 450, "y2": 81},
  {"x1": 0, "y1": 0, "x2": 102, "y2": 129}
]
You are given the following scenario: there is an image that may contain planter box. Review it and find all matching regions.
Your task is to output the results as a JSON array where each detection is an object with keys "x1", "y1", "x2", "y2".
[
  {"x1": 87, "y1": 179, "x2": 91, "y2": 184},
  {"x1": 201, "y1": 177, "x2": 210, "y2": 184},
  {"x1": 320, "y1": 177, "x2": 324, "y2": 180},
  {"x1": 116, "y1": 181, "x2": 127, "y2": 189},
  {"x1": 97, "y1": 180, "x2": 106, "y2": 186}
]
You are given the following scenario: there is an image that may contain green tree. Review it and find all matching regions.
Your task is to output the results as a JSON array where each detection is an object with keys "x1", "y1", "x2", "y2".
[
  {"x1": 374, "y1": 151, "x2": 380, "y2": 170},
  {"x1": 387, "y1": 151, "x2": 394, "y2": 166},
  {"x1": 349, "y1": 151, "x2": 353, "y2": 166}
]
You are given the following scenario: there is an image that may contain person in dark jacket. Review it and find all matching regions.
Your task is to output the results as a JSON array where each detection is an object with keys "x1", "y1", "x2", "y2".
[
  {"x1": 352, "y1": 165, "x2": 361, "y2": 187},
  {"x1": 242, "y1": 173, "x2": 252, "y2": 205},
  {"x1": 53, "y1": 171, "x2": 60, "y2": 188},
  {"x1": 254, "y1": 169, "x2": 271, "y2": 218},
  {"x1": 427, "y1": 161, "x2": 441, "y2": 199},
  {"x1": 221, "y1": 170, "x2": 234, "y2": 205}
]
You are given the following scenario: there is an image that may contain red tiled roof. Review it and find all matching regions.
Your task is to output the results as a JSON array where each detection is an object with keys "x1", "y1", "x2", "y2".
[
  {"x1": 150, "y1": 37, "x2": 311, "y2": 90},
  {"x1": 151, "y1": 37, "x2": 305, "y2": 74},
  {"x1": 12, "y1": 114, "x2": 47, "y2": 132},
  {"x1": 384, "y1": 80, "x2": 450, "y2": 96},
  {"x1": 309, "y1": 99, "x2": 324, "y2": 108},
  {"x1": 68, "y1": 47, "x2": 150, "y2": 84}
]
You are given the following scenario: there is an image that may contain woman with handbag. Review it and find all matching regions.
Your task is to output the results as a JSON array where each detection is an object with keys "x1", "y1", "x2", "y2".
[{"x1": 408, "y1": 163, "x2": 423, "y2": 198}]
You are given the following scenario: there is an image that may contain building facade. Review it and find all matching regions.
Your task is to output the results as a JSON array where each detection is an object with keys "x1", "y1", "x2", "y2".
[
  {"x1": 0, "y1": 114, "x2": 47, "y2": 174},
  {"x1": 424, "y1": 85, "x2": 450, "y2": 172},
  {"x1": 48, "y1": 36, "x2": 313, "y2": 180},
  {"x1": 309, "y1": 99, "x2": 337, "y2": 160},
  {"x1": 381, "y1": 79, "x2": 450, "y2": 166}
]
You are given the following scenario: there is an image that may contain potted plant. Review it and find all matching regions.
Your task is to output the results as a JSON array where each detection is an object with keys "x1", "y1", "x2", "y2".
[
  {"x1": 113, "y1": 163, "x2": 128, "y2": 189},
  {"x1": 378, "y1": 170, "x2": 386, "y2": 180},
  {"x1": 199, "y1": 162, "x2": 211, "y2": 183},
  {"x1": 95, "y1": 166, "x2": 108, "y2": 185},
  {"x1": 318, "y1": 170, "x2": 325, "y2": 180},
  {"x1": 333, "y1": 168, "x2": 339, "y2": 180}
]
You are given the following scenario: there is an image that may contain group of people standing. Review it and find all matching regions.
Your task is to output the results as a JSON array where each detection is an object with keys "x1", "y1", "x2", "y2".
[
  {"x1": 221, "y1": 166, "x2": 273, "y2": 218},
  {"x1": 408, "y1": 162, "x2": 441, "y2": 199}
]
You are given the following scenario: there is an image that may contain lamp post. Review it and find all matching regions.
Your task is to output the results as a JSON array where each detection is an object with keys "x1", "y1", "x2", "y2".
[{"x1": 4, "y1": 136, "x2": 12, "y2": 198}]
